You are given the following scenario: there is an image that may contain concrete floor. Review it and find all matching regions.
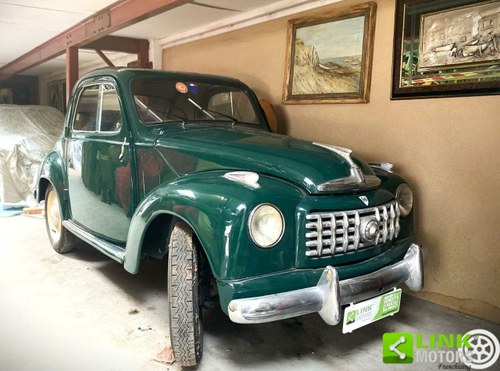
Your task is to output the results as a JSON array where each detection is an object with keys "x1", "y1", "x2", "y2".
[{"x1": 1, "y1": 215, "x2": 499, "y2": 371}]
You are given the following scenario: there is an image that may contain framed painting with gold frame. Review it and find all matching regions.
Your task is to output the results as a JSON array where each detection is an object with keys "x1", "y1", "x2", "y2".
[{"x1": 283, "y1": 2, "x2": 377, "y2": 104}]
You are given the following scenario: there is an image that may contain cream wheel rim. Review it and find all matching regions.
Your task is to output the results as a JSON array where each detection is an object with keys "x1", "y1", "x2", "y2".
[{"x1": 46, "y1": 190, "x2": 62, "y2": 244}]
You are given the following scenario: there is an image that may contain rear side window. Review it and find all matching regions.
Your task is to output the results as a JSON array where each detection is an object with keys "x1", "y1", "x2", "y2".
[
  {"x1": 73, "y1": 84, "x2": 122, "y2": 133},
  {"x1": 74, "y1": 86, "x2": 99, "y2": 131}
]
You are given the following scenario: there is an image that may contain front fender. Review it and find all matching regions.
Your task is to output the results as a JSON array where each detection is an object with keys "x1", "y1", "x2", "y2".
[{"x1": 124, "y1": 171, "x2": 305, "y2": 279}]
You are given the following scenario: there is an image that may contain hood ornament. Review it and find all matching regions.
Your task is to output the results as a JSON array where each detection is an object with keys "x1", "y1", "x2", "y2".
[
  {"x1": 313, "y1": 143, "x2": 381, "y2": 192},
  {"x1": 359, "y1": 196, "x2": 369, "y2": 206},
  {"x1": 313, "y1": 143, "x2": 353, "y2": 162}
]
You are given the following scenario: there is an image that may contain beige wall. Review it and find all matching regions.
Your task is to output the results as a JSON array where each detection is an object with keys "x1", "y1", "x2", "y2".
[{"x1": 163, "y1": 0, "x2": 500, "y2": 323}]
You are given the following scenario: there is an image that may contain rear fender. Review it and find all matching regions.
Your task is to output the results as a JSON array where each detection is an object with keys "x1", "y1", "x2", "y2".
[{"x1": 37, "y1": 151, "x2": 69, "y2": 219}]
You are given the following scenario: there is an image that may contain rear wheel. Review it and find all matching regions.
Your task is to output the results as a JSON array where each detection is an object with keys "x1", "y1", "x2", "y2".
[
  {"x1": 45, "y1": 184, "x2": 78, "y2": 253},
  {"x1": 167, "y1": 221, "x2": 203, "y2": 367}
]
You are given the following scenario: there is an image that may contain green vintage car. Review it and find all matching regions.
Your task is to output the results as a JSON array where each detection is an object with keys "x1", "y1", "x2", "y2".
[{"x1": 37, "y1": 68, "x2": 423, "y2": 367}]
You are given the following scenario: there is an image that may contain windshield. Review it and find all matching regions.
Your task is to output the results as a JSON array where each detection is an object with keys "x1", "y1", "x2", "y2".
[{"x1": 131, "y1": 77, "x2": 263, "y2": 126}]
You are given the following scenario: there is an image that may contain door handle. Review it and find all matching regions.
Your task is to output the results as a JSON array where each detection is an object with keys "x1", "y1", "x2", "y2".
[{"x1": 119, "y1": 137, "x2": 127, "y2": 161}]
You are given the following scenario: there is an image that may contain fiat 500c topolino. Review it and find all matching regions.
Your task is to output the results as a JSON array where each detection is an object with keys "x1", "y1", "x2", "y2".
[{"x1": 37, "y1": 68, "x2": 423, "y2": 367}]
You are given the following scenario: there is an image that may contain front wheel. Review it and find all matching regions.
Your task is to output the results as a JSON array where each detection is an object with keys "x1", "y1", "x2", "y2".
[
  {"x1": 45, "y1": 184, "x2": 78, "y2": 253},
  {"x1": 167, "y1": 221, "x2": 203, "y2": 367}
]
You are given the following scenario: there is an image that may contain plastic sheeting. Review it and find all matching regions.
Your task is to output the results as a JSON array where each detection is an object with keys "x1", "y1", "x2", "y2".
[{"x1": 0, "y1": 105, "x2": 64, "y2": 204}]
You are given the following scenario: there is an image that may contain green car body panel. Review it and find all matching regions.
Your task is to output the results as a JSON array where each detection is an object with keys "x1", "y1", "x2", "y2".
[{"x1": 37, "y1": 68, "x2": 419, "y2": 318}]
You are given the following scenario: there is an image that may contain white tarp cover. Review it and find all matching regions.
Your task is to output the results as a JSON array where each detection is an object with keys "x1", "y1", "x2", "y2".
[{"x1": 0, "y1": 105, "x2": 64, "y2": 204}]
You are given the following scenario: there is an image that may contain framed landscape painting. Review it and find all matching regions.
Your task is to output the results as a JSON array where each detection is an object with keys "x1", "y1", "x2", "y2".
[{"x1": 283, "y1": 2, "x2": 377, "y2": 104}]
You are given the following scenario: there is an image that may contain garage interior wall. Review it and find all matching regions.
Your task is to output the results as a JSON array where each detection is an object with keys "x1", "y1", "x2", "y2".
[{"x1": 163, "y1": 0, "x2": 500, "y2": 323}]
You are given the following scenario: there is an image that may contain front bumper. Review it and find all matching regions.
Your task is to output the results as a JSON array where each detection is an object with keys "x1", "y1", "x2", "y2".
[{"x1": 228, "y1": 243, "x2": 423, "y2": 325}]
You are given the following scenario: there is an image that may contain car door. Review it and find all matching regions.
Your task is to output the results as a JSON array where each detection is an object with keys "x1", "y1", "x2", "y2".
[{"x1": 66, "y1": 81, "x2": 133, "y2": 243}]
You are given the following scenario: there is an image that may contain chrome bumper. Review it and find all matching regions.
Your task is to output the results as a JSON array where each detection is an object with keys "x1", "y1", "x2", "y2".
[{"x1": 228, "y1": 244, "x2": 423, "y2": 325}]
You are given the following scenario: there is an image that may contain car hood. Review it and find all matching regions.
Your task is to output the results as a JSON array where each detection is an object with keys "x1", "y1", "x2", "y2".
[{"x1": 155, "y1": 125, "x2": 379, "y2": 194}]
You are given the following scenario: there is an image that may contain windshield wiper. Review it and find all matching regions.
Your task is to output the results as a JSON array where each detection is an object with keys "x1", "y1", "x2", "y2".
[
  {"x1": 134, "y1": 96, "x2": 163, "y2": 122},
  {"x1": 204, "y1": 108, "x2": 239, "y2": 125},
  {"x1": 188, "y1": 98, "x2": 215, "y2": 120},
  {"x1": 135, "y1": 96, "x2": 186, "y2": 125},
  {"x1": 187, "y1": 98, "x2": 239, "y2": 125}
]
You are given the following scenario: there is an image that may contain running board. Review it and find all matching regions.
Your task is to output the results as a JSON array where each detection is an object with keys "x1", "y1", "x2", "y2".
[{"x1": 63, "y1": 220, "x2": 125, "y2": 263}]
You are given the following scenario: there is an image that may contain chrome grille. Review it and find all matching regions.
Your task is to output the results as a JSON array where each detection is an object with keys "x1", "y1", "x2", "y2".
[{"x1": 305, "y1": 201, "x2": 400, "y2": 257}]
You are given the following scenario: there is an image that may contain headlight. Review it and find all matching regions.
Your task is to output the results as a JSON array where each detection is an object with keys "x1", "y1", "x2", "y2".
[
  {"x1": 396, "y1": 183, "x2": 413, "y2": 217},
  {"x1": 248, "y1": 204, "x2": 284, "y2": 248}
]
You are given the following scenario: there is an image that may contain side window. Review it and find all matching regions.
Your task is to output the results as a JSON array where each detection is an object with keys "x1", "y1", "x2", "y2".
[
  {"x1": 74, "y1": 86, "x2": 99, "y2": 131},
  {"x1": 73, "y1": 83, "x2": 122, "y2": 133},
  {"x1": 100, "y1": 85, "x2": 122, "y2": 132}
]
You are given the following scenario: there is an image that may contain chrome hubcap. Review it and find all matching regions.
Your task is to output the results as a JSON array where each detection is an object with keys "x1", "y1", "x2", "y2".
[{"x1": 46, "y1": 190, "x2": 61, "y2": 243}]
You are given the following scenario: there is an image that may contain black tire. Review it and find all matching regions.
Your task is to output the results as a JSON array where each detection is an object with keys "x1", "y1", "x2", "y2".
[
  {"x1": 168, "y1": 221, "x2": 203, "y2": 367},
  {"x1": 44, "y1": 184, "x2": 78, "y2": 253}
]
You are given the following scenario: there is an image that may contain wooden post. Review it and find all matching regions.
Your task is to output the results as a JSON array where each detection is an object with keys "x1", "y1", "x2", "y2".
[
  {"x1": 138, "y1": 40, "x2": 151, "y2": 68},
  {"x1": 66, "y1": 47, "x2": 79, "y2": 102}
]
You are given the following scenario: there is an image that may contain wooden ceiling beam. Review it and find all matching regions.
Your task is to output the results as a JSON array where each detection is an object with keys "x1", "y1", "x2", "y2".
[
  {"x1": 0, "y1": 0, "x2": 192, "y2": 80},
  {"x1": 94, "y1": 50, "x2": 115, "y2": 67},
  {"x1": 82, "y1": 36, "x2": 148, "y2": 54}
]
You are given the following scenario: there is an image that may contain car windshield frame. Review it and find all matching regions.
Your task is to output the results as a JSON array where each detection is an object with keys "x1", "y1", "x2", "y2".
[{"x1": 130, "y1": 76, "x2": 265, "y2": 127}]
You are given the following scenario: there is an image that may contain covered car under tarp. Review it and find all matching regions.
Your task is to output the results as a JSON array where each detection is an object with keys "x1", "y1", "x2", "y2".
[{"x1": 0, "y1": 105, "x2": 64, "y2": 204}]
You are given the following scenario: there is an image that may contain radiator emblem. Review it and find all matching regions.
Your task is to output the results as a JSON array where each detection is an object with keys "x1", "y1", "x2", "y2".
[{"x1": 359, "y1": 196, "x2": 369, "y2": 206}]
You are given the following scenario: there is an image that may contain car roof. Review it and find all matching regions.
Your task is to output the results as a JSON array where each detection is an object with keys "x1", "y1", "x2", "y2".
[{"x1": 79, "y1": 67, "x2": 247, "y2": 88}]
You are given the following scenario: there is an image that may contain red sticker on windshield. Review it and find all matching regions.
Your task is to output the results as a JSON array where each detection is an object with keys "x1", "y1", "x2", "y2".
[{"x1": 175, "y1": 82, "x2": 188, "y2": 93}]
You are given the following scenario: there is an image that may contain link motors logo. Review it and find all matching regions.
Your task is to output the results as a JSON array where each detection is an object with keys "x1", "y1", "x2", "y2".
[{"x1": 383, "y1": 329, "x2": 500, "y2": 369}]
